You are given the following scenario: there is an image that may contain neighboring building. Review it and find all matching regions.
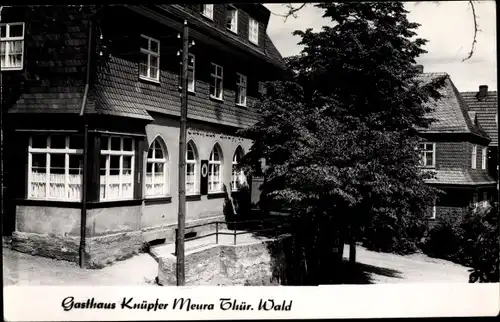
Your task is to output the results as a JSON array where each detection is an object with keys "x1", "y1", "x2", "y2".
[
  {"x1": 417, "y1": 71, "x2": 497, "y2": 222},
  {"x1": 461, "y1": 86, "x2": 498, "y2": 182},
  {"x1": 1, "y1": 4, "x2": 285, "y2": 267}
]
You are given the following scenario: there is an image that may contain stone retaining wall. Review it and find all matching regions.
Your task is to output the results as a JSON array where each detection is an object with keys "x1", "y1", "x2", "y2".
[
  {"x1": 158, "y1": 236, "x2": 289, "y2": 286},
  {"x1": 11, "y1": 215, "x2": 226, "y2": 269}
]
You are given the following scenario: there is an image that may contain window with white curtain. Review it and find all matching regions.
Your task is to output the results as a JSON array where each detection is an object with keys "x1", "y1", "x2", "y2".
[
  {"x1": 1, "y1": 22, "x2": 25, "y2": 71},
  {"x1": 209, "y1": 144, "x2": 223, "y2": 193},
  {"x1": 28, "y1": 134, "x2": 83, "y2": 201},
  {"x1": 248, "y1": 17, "x2": 259, "y2": 45},
  {"x1": 186, "y1": 141, "x2": 198, "y2": 195},
  {"x1": 231, "y1": 146, "x2": 245, "y2": 191},
  {"x1": 100, "y1": 136, "x2": 135, "y2": 201},
  {"x1": 146, "y1": 137, "x2": 169, "y2": 197},
  {"x1": 236, "y1": 73, "x2": 247, "y2": 106},
  {"x1": 226, "y1": 5, "x2": 238, "y2": 33},
  {"x1": 201, "y1": 4, "x2": 214, "y2": 19}
]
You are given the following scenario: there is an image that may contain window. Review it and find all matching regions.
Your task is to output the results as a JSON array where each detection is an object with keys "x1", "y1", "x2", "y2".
[
  {"x1": 146, "y1": 137, "x2": 169, "y2": 197},
  {"x1": 231, "y1": 146, "x2": 245, "y2": 191},
  {"x1": 186, "y1": 141, "x2": 198, "y2": 195},
  {"x1": 100, "y1": 136, "x2": 135, "y2": 201},
  {"x1": 471, "y1": 144, "x2": 477, "y2": 169},
  {"x1": 210, "y1": 63, "x2": 223, "y2": 100},
  {"x1": 236, "y1": 73, "x2": 247, "y2": 106},
  {"x1": 208, "y1": 144, "x2": 223, "y2": 193},
  {"x1": 258, "y1": 81, "x2": 267, "y2": 96},
  {"x1": 248, "y1": 17, "x2": 259, "y2": 45},
  {"x1": 201, "y1": 4, "x2": 214, "y2": 20},
  {"x1": 139, "y1": 34, "x2": 160, "y2": 82},
  {"x1": 431, "y1": 200, "x2": 437, "y2": 219},
  {"x1": 419, "y1": 142, "x2": 435, "y2": 167},
  {"x1": 481, "y1": 147, "x2": 487, "y2": 170},
  {"x1": 179, "y1": 54, "x2": 195, "y2": 92},
  {"x1": 226, "y1": 6, "x2": 238, "y2": 33},
  {"x1": 28, "y1": 135, "x2": 83, "y2": 201},
  {"x1": 1, "y1": 22, "x2": 25, "y2": 71},
  {"x1": 472, "y1": 192, "x2": 479, "y2": 207}
]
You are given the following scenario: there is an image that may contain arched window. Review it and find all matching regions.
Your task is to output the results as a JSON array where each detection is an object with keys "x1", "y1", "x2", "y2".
[
  {"x1": 186, "y1": 141, "x2": 198, "y2": 195},
  {"x1": 145, "y1": 137, "x2": 169, "y2": 197},
  {"x1": 231, "y1": 146, "x2": 245, "y2": 191},
  {"x1": 208, "y1": 143, "x2": 223, "y2": 193}
]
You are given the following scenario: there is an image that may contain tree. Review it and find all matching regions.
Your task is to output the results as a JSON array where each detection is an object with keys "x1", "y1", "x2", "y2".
[{"x1": 238, "y1": 2, "x2": 446, "y2": 284}]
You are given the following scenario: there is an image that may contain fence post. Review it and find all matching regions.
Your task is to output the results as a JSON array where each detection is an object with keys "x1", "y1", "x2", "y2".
[{"x1": 215, "y1": 222, "x2": 219, "y2": 244}]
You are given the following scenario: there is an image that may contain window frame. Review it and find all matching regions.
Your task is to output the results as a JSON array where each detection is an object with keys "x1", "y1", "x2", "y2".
[
  {"x1": 231, "y1": 147, "x2": 245, "y2": 191},
  {"x1": 431, "y1": 200, "x2": 437, "y2": 220},
  {"x1": 226, "y1": 5, "x2": 238, "y2": 34},
  {"x1": 179, "y1": 53, "x2": 195, "y2": 93},
  {"x1": 248, "y1": 17, "x2": 259, "y2": 45},
  {"x1": 1, "y1": 22, "x2": 25, "y2": 71},
  {"x1": 210, "y1": 63, "x2": 224, "y2": 100},
  {"x1": 258, "y1": 81, "x2": 267, "y2": 96},
  {"x1": 236, "y1": 73, "x2": 247, "y2": 107},
  {"x1": 471, "y1": 144, "x2": 477, "y2": 169},
  {"x1": 419, "y1": 142, "x2": 436, "y2": 168},
  {"x1": 139, "y1": 34, "x2": 160, "y2": 82},
  {"x1": 186, "y1": 141, "x2": 199, "y2": 196},
  {"x1": 481, "y1": 147, "x2": 487, "y2": 170},
  {"x1": 27, "y1": 134, "x2": 83, "y2": 201},
  {"x1": 99, "y1": 136, "x2": 136, "y2": 201},
  {"x1": 201, "y1": 4, "x2": 214, "y2": 20},
  {"x1": 145, "y1": 137, "x2": 169, "y2": 198},
  {"x1": 208, "y1": 144, "x2": 223, "y2": 193}
]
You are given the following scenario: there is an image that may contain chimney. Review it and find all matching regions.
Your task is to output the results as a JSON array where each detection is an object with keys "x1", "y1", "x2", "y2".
[
  {"x1": 477, "y1": 85, "x2": 488, "y2": 100},
  {"x1": 415, "y1": 65, "x2": 424, "y2": 73}
]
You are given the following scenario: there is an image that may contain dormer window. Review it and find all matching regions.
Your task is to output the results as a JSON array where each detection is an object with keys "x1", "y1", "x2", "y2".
[
  {"x1": 139, "y1": 34, "x2": 160, "y2": 82},
  {"x1": 248, "y1": 17, "x2": 259, "y2": 45},
  {"x1": 201, "y1": 4, "x2": 214, "y2": 20},
  {"x1": 226, "y1": 5, "x2": 238, "y2": 33},
  {"x1": 1, "y1": 22, "x2": 25, "y2": 71}
]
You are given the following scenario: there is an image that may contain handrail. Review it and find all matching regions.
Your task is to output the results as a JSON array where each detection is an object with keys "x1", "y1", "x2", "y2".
[{"x1": 173, "y1": 217, "x2": 290, "y2": 256}]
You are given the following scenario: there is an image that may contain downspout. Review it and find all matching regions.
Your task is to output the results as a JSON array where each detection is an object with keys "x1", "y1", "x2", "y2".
[{"x1": 79, "y1": 18, "x2": 93, "y2": 268}]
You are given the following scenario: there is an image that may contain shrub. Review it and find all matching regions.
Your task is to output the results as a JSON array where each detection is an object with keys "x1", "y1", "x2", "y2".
[
  {"x1": 463, "y1": 204, "x2": 499, "y2": 283},
  {"x1": 422, "y1": 203, "x2": 499, "y2": 283}
]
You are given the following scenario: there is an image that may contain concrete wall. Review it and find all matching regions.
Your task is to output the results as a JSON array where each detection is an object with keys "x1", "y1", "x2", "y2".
[
  {"x1": 15, "y1": 205, "x2": 81, "y2": 237},
  {"x1": 158, "y1": 237, "x2": 288, "y2": 286}
]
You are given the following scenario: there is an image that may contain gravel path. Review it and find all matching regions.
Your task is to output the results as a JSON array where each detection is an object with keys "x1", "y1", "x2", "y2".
[{"x1": 3, "y1": 241, "x2": 471, "y2": 286}]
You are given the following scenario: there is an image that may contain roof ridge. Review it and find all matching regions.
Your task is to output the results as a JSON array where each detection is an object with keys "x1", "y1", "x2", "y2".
[{"x1": 448, "y1": 78, "x2": 490, "y2": 139}]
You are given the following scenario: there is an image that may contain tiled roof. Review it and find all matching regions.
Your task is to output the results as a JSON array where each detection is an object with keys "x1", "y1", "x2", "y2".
[
  {"x1": 425, "y1": 169, "x2": 496, "y2": 186},
  {"x1": 461, "y1": 90, "x2": 498, "y2": 146},
  {"x1": 90, "y1": 55, "x2": 259, "y2": 128},
  {"x1": 416, "y1": 73, "x2": 489, "y2": 140},
  {"x1": 264, "y1": 34, "x2": 285, "y2": 70},
  {"x1": 8, "y1": 87, "x2": 88, "y2": 114}
]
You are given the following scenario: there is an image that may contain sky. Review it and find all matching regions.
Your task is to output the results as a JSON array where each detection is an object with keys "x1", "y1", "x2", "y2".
[{"x1": 264, "y1": 1, "x2": 497, "y2": 92}]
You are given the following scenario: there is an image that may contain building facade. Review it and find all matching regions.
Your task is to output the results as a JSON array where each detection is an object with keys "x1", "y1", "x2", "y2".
[
  {"x1": 1, "y1": 4, "x2": 285, "y2": 267},
  {"x1": 461, "y1": 85, "x2": 498, "y2": 183},
  {"x1": 418, "y1": 72, "x2": 497, "y2": 223}
]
